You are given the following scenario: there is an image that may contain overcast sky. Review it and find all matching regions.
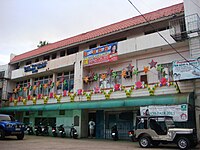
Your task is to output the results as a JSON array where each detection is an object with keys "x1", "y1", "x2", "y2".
[{"x1": 0, "y1": 0, "x2": 183, "y2": 65}]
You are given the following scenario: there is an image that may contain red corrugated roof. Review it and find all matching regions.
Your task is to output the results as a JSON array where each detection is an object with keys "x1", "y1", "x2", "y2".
[{"x1": 10, "y1": 3, "x2": 184, "y2": 63}]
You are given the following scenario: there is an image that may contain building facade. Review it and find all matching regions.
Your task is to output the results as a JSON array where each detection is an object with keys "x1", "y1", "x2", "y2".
[{"x1": 1, "y1": 2, "x2": 200, "y2": 140}]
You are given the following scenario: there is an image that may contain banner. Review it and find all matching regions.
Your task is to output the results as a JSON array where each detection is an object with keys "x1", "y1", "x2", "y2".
[
  {"x1": 83, "y1": 42, "x2": 118, "y2": 66},
  {"x1": 140, "y1": 104, "x2": 188, "y2": 122},
  {"x1": 173, "y1": 58, "x2": 200, "y2": 81}
]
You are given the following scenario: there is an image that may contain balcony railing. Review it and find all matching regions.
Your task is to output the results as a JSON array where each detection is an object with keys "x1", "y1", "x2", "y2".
[{"x1": 169, "y1": 14, "x2": 200, "y2": 41}]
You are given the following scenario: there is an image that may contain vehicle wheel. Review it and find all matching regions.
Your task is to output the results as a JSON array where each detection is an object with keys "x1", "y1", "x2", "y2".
[
  {"x1": 139, "y1": 136, "x2": 151, "y2": 148},
  {"x1": 17, "y1": 132, "x2": 24, "y2": 140},
  {"x1": 177, "y1": 137, "x2": 190, "y2": 150},
  {"x1": 152, "y1": 141, "x2": 160, "y2": 147},
  {"x1": 0, "y1": 129, "x2": 5, "y2": 140}
]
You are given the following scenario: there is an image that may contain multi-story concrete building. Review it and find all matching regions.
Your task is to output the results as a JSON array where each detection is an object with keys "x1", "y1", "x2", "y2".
[
  {"x1": 1, "y1": 2, "x2": 200, "y2": 140},
  {"x1": 0, "y1": 64, "x2": 10, "y2": 108}
]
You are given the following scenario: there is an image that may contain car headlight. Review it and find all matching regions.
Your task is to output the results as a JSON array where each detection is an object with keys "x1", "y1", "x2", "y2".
[{"x1": 6, "y1": 124, "x2": 13, "y2": 128}]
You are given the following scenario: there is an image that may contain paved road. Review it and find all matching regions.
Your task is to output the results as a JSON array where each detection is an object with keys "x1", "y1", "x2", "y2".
[{"x1": 0, "y1": 135, "x2": 199, "y2": 150}]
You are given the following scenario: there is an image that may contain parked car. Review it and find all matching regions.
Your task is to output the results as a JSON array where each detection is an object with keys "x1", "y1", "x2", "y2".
[
  {"x1": 134, "y1": 116, "x2": 198, "y2": 150},
  {"x1": 0, "y1": 114, "x2": 25, "y2": 140}
]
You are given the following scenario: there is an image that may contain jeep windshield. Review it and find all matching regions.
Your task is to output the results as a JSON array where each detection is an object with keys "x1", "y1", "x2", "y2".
[
  {"x1": 0, "y1": 115, "x2": 15, "y2": 121},
  {"x1": 165, "y1": 117, "x2": 175, "y2": 128}
]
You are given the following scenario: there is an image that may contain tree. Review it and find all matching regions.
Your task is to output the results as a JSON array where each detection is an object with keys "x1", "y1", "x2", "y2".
[{"x1": 37, "y1": 41, "x2": 49, "y2": 48}]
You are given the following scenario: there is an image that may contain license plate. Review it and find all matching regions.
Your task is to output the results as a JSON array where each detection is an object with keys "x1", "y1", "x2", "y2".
[{"x1": 15, "y1": 128, "x2": 20, "y2": 131}]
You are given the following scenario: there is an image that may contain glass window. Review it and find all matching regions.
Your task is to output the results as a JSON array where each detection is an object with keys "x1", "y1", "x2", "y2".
[
  {"x1": 60, "y1": 50, "x2": 65, "y2": 57},
  {"x1": 56, "y1": 71, "x2": 74, "y2": 94},
  {"x1": 51, "y1": 53, "x2": 57, "y2": 59},
  {"x1": 99, "y1": 71, "x2": 121, "y2": 89},
  {"x1": 158, "y1": 63, "x2": 173, "y2": 81},
  {"x1": 33, "y1": 75, "x2": 53, "y2": 96}
]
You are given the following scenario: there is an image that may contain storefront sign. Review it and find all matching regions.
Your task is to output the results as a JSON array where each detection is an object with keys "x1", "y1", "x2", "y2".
[
  {"x1": 173, "y1": 58, "x2": 200, "y2": 81},
  {"x1": 83, "y1": 42, "x2": 118, "y2": 66},
  {"x1": 24, "y1": 61, "x2": 47, "y2": 73},
  {"x1": 140, "y1": 104, "x2": 188, "y2": 122}
]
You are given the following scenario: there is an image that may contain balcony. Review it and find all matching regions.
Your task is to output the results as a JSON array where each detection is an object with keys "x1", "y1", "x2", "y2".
[
  {"x1": 11, "y1": 52, "x2": 82, "y2": 79},
  {"x1": 169, "y1": 14, "x2": 200, "y2": 41},
  {"x1": 118, "y1": 29, "x2": 176, "y2": 55}
]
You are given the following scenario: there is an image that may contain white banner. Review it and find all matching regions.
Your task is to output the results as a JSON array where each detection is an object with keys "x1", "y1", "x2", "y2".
[
  {"x1": 140, "y1": 104, "x2": 188, "y2": 122},
  {"x1": 173, "y1": 58, "x2": 200, "y2": 81}
]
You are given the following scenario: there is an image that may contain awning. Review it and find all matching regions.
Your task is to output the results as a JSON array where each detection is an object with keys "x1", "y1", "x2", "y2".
[{"x1": 0, "y1": 93, "x2": 192, "y2": 112}]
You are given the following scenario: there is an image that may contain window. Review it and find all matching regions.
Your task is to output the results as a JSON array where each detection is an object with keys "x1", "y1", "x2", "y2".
[
  {"x1": 51, "y1": 53, "x2": 57, "y2": 59},
  {"x1": 67, "y1": 47, "x2": 79, "y2": 55},
  {"x1": 0, "y1": 71, "x2": 5, "y2": 78},
  {"x1": 16, "y1": 80, "x2": 30, "y2": 98},
  {"x1": 158, "y1": 63, "x2": 173, "y2": 81},
  {"x1": 33, "y1": 75, "x2": 53, "y2": 96},
  {"x1": 99, "y1": 71, "x2": 121, "y2": 89},
  {"x1": 89, "y1": 44, "x2": 97, "y2": 49},
  {"x1": 140, "y1": 75, "x2": 148, "y2": 85},
  {"x1": 43, "y1": 55, "x2": 50, "y2": 61},
  {"x1": 35, "y1": 58, "x2": 39, "y2": 62},
  {"x1": 56, "y1": 71, "x2": 74, "y2": 94},
  {"x1": 60, "y1": 50, "x2": 65, "y2": 57},
  {"x1": 25, "y1": 61, "x2": 32, "y2": 65}
]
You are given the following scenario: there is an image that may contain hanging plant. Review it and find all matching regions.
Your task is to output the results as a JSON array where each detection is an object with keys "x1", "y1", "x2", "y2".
[
  {"x1": 22, "y1": 98, "x2": 27, "y2": 105},
  {"x1": 14, "y1": 100, "x2": 18, "y2": 106},
  {"x1": 54, "y1": 94, "x2": 62, "y2": 103},
  {"x1": 42, "y1": 96, "x2": 49, "y2": 104},
  {"x1": 32, "y1": 97, "x2": 37, "y2": 105},
  {"x1": 68, "y1": 93, "x2": 76, "y2": 102},
  {"x1": 83, "y1": 91, "x2": 93, "y2": 101},
  {"x1": 102, "y1": 89, "x2": 113, "y2": 100}
]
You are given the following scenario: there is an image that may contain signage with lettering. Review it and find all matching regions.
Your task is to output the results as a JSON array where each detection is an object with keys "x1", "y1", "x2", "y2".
[
  {"x1": 24, "y1": 61, "x2": 47, "y2": 73},
  {"x1": 140, "y1": 104, "x2": 188, "y2": 122},
  {"x1": 173, "y1": 58, "x2": 200, "y2": 81},
  {"x1": 83, "y1": 42, "x2": 118, "y2": 66}
]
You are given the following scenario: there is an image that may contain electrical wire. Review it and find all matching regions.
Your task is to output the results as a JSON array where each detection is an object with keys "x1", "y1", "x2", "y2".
[
  {"x1": 191, "y1": 0, "x2": 200, "y2": 10},
  {"x1": 127, "y1": 0, "x2": 200, "y2": 71}
]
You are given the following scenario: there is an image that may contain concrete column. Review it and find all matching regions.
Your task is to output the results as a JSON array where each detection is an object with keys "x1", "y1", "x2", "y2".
[
  {"x1": 52, "y1": 73, "x2": 56, "y2": 93},
  {"x1": 74, "y1": 52, "x2": 83, "y2": 91}
]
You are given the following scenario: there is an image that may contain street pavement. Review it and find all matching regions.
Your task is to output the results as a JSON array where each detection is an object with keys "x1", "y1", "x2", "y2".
[{"x1": 0, "y1": 135, "x2": 199, "y2": 150}]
